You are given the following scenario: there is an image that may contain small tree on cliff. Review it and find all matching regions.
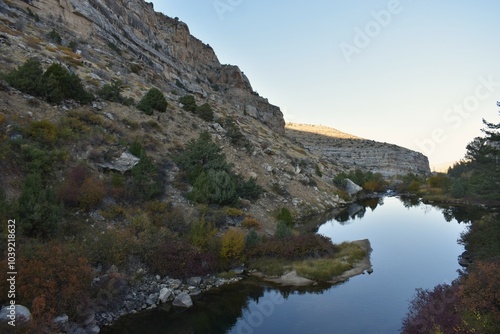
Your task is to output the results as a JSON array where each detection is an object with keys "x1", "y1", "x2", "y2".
[{"x1": 137, "y1": 87, "x2": 167, "y2": 115}]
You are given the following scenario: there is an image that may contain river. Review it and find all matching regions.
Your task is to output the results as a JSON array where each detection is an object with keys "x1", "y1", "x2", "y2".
[{"x1": 103, "y1": 196, "x2": 475, "y2": 334}]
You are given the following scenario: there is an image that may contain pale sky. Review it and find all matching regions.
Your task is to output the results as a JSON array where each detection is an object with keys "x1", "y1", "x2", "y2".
[{"x1": 150, "y1": 0, "x2": 500, "y2": 167}]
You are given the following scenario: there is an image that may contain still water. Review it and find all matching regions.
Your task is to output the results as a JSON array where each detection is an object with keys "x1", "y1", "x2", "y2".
[{"x1": 104, "y1": 196, "x2": 472, "y2": 334}]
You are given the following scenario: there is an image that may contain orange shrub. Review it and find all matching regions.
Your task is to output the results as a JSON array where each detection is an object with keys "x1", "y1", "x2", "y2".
[
  {"x1": 58, "y1": 165, "x2": 90, "y2": 207},
  {"x1": 79, "y1": 176, "x2": 106, "y2": 210},
  {"x1": 12, "y1": 242, "x2": 93, "y2": 326},
  {"x1": 242, "y1": 217, "x2": 262, "y2": 230}
]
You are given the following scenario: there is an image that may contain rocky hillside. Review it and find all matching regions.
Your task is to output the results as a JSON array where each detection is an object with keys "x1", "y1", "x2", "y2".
[
  {"x1": 0, "y1": 2, "x2": 435, "y2": 331},
  {"x1": 286, "y1": 123, "x2": 431, "y2": 177},
  {"x1": 0, "y1": 0, "x2": 430, "y2": 227}
]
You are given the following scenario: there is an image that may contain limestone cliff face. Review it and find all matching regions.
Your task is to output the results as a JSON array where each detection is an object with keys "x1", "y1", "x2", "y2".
[
  {"x1": 286, "y1": 124, "x2": 431, "y2": 177},
  {"x1": 4, "y1": 0, "x2": 285, "y2": 133}
]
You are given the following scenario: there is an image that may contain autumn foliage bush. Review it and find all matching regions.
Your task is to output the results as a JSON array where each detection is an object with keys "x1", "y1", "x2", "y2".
[
  {"x1": 220, "y1": 228, "x2": 246, "y2": 262},
  {"x1": 79, "y1": 176, "x2": 106, "y2": 210},
  {"x1": 248, "y1": 234, "x2": 337, "y2": 260},
  {"x1": 458, "y1": 261, "x2": 500, "y2": 332},
  {"x1": 0, "y1": 242, "x2": 93, "y2": 329},
  {"x1": 145, "y1": 234, "x2": 219, "y2": 277},
  {"x1": 58, "y1": 165, "x2": 106, "y2": 210},
  {"x1": 241, "y1": 217, "x2": 262, "y2": 230},
  {"x1": 401, "y1": 260, "x2": 500, "y2": 334}
]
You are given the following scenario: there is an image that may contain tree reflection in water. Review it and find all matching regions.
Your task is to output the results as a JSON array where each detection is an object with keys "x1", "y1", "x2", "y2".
[{"x1": 102, "y1": 278, "x2": 333, "y2": 334}]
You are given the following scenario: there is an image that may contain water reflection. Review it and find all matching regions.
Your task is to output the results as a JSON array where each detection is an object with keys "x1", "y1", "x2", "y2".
[
  {"x1": 102, "y1": 279, "x2": 333, "y2": 334},
  {"x1": 103, "y1": 196, "x2": 483, "y2": 334},
  {"x1": 335, "y1": 196, "x2": 487, "y2": 225}
]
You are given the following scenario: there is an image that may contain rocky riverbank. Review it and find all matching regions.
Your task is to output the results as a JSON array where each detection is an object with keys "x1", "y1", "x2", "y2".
[
  {"x1": 78, "y1": 239, "x2": 371, "y2": 333},
  {"x1": 54, "y1": 271, "x2": 243, "y2": 333}
]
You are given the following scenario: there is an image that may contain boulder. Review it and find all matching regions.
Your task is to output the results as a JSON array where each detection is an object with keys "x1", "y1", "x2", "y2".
[
  {"x1": 187, "y1": 277, "x2": 202, "y2": 286},
  {"x1": 172, "y1": 293, "x2": 193, "y2": 308},
  {"x1": 158, "y1": 288, "x2": 172, "y2": 304},
  {"x1": 146, "y1": 293, "x2": 158, "y2": 306},
  {"x1": 0, "y1": 304, "x2": 31, "y2": 323},
  {"x1": 54, "y1": 314, "x2": 69, "y2": 325},
  {"x1": 345, "y1": 178, "x2": 363, "y2": 196},
  {"x1": 209, "y1": 123, "x2": 227, "y2": 136},
  {"x1": 97, "y1": 152, "x2": 140, "y2": 174}
]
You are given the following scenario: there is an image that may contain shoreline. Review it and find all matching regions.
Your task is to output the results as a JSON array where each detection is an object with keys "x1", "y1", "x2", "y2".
[{"x1": 99, "y1": 239, "x2": 372, "y2": 331}]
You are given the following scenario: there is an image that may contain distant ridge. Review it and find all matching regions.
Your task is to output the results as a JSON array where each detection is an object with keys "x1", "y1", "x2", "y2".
[
  {"x1": 285, "y1": 123, "x2": 431, "y2": 177},
  {"x1": 286, "y1": 123, "x2": 361, "y2": 140}
]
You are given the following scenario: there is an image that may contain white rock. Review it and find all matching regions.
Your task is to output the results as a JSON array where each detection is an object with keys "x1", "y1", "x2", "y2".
[
  {"x1": 345, "y1": 178, "x2": 363, "y2": 196},
  {"x1": 54, "y1": 314, "x2": 69, "y2": 325},
  {"x1": 158, "y1": 288, "x2": 172, "y2": 304},
  {"x1": 97, "y1": 152, "x2": 140, "y2": 174},
  {"x1": 0, "y1": 305, "x2": 31, "y2": 323},
  {"x1": 172, "y1": 293, "x2": 193, "y2": 308}
]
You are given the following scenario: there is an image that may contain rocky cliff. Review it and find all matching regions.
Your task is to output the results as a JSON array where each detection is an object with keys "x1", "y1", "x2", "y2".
[
  {"x1": 286, "y1": 123, "x2": 431, "y2": 177},
  {"x1": 0, "y1": 0, "x2": 431, "y2": 219},
  {"x1": 0, "y1": 0, "x2": 430, "y2": 179},
  {"x1": 0, "y1": 0, "x2": 285, "y2": 133}
]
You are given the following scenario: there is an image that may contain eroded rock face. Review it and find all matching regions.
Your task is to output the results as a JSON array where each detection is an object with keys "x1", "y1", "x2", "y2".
[
  {"x1": 19, "y1": 0, "x2": 285, "y2": 134},
  {"x1": 286, "y1": 124, "x2": 431, "y2": 177}
]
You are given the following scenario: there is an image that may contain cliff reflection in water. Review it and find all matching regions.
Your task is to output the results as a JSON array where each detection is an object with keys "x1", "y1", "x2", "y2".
[{"x1": 335, "y1": 195, "x2": 486, "y2": 225}]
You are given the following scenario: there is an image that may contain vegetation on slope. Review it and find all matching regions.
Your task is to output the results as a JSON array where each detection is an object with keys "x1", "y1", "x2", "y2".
[{"x1": 0, "y1": 74, "x2": 364, "y2": 331}]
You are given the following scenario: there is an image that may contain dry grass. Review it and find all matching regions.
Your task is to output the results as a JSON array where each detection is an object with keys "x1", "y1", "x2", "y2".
[
  {"x1": 336, "y1": 242, "x2": 366, "y2": 264},
  {"x1": 294, "y1": 258, "x2": 351, "y2": 281},
  {"x1": 250, "y1": 258, "x2": 292, "y2": 277}
]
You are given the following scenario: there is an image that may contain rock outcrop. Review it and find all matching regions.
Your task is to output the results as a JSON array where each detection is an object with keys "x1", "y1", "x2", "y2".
[
  {"x1": 286, "y1": 123, "x2": 431, "y2": 177},
  {"x1": 0, "y1": 0, "x2": 285, "y2": 134},
  {"x1": 97, "y1": 152, "x2": 140, "y2": 174}
]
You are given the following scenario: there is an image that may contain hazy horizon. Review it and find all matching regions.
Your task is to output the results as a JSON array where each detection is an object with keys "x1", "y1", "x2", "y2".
[{"x1": 151, "y1": 0, "x2": 500, "y2": 167}]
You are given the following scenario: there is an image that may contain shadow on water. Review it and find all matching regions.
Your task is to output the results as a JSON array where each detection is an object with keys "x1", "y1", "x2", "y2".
[{"x1": 101, "y1": 278, "x2": 333, "y2": 334}]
